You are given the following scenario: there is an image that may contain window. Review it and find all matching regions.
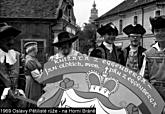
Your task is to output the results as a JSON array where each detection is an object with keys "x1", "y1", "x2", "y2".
[
  {"x1": 134, "y1": 16, "x2": 138, "y2": 25},
  {"x1": 119, "y1": 20, "x2": 123, "y2": 34},
  {"x1": 155, "y1": 10, "x2": 161, "y2": 17}
]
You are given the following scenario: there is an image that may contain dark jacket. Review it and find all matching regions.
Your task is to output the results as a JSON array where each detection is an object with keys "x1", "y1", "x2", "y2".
[
  {"x1": 90, "y1": 43, "x2": 124, "y2": 65},
  {"x1": 123, "y1": 46, "x2": 146, "y2": 70}
]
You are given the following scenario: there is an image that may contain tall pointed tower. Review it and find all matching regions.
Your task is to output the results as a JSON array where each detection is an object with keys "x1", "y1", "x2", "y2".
[{"x1": 89, "y1": 1, "x2": 98, "y2": 23}]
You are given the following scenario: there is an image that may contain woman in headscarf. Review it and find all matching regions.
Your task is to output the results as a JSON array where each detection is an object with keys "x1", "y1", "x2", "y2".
[{"x1": 24, "y1": 41, "x2": 43, "y2": 107}]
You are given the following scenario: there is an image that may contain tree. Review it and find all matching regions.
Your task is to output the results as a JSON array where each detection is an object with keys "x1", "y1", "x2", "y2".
[{"x1": 78, "y1": 23, "x2": 97, "y2": 55}]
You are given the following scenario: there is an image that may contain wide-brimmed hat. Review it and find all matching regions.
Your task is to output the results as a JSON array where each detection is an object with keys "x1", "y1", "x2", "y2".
[
  {"x1": 52, "y1": 31, "x2": 78, "y2": 47},
  {"x1": 150, "y1": 15, "x2": 165, "y2": 33},
  {"x1": 97, "y1": 22, "x2": 118, "y2": 36},
  {"x1": 123, "y1": 24, "x2": 146, "y2": 36},
  {"x1": 0, "y1": 23, "x2": 21, "y2": 39}
]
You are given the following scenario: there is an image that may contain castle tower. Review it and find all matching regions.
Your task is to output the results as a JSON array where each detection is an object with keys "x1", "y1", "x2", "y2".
[{"x1": 89, "y1": 1, "x2": 98, "y2": 23}]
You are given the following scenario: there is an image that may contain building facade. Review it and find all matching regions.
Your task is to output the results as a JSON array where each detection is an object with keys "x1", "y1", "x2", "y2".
[
  {"x1": 0, "y1": 0, "x2": 78, "y2": 64},
  {"x1": 95, "y1": 0, "x2": 165, "y2": 49}
]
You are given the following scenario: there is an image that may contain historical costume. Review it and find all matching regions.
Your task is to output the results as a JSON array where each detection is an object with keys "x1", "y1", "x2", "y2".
[
  {"x1": 90, "y1": 23, "x2": 124, "y2": 64},
  {"x1": 24, "y1": 42, "x2": 43, "y2": 107},
  {"x1": 122, "y1": 24, "x2": 146, "y2": 73},
  {"x1": 0, "y1": 23, "x2": 25, "y2": 108},
  {"x1": 141, "y1": 15, "x2": 165, "y2": 101}
]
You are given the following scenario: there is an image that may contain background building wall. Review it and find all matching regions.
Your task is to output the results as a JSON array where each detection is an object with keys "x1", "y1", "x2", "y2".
[{"x1": 97, "y1": 2, "x2": 165, "y2": 49}]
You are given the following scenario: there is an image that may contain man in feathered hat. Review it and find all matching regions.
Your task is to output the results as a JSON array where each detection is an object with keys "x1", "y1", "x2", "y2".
[
  {"x1": 140, "y1": 15, "x2": 165, "y2": 102},
  {"x1": 122, "y1": 24, "x2": 146, "y2": 73},
  {"x1": 0, "y1": 23, "x2": 25, "y2": 107},
  {"x1": 90, "y1": 22, "x2": 124, "y2": 64}
]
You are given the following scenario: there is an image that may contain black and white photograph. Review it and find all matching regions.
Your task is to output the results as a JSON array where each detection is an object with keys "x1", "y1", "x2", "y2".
[{"x1": 0, "y1": 0, "x2": 165, "y2": 114}]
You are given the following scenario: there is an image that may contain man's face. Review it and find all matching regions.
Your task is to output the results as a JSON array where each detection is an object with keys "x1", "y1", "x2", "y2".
[
  {"x1": 103, "y1": 33, "x2": 116, "y2": 44},
  {"x1": 129, "y1": 34, "x2": 141, "y2": 47},
  {"x1": 3, "y1": 36, "x2": 15, "y2": 47},
  {"x1": 154, "y1": 29, "x2": 165, "y2": 42},
  {"x1": 59, "y1": 43, "x2": 72, "y2": 56}
]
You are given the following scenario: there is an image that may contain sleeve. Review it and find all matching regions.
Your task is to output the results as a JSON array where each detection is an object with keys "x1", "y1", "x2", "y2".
[
  {"x1": 9, "y1": 52, "x2": 20, "y2": 89},
  {"x1": 48, "y1": 56, "x2": 54, "y2": 61},
  {"x1": 139, "y1": 54, "x2": 149, "y2": 80},
  {"x1": 25, "y1": 59, "x2": 38, "y2": 71},
  {"x1": 139, "y1": 54, "x2": 146, "y2": 76},
  {"x1": 25, "y1": 59, "x2": 42, "y2": 82}
]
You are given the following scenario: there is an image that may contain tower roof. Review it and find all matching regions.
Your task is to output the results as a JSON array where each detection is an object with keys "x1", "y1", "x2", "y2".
[
  {"x1": 93, "y1": 0, "x2": 96, "y2": 8},
  {"x1": 89, "y1": 0, "x2": 98, "y2": 23}
]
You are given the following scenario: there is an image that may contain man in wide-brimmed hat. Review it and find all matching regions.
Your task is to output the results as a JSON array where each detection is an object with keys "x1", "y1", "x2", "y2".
[
  {"x1": 0, "y1": 23, "x2": 26, "y2": 107},
  {"x1": 122, "y1": 24, "x2": 146, "y2": 73},
  {"x1": 39, "y1": 31, "x2": 83, "y2": 107},
  {"x1": 49, "y1": 31, "x2": 82, "y2": 60},
  {"x1": 90, "y1": 22, "x2": 124, "y2": 65},
  {"x1": 141, "y1": 15, "x2": 165, "y2": 103}
]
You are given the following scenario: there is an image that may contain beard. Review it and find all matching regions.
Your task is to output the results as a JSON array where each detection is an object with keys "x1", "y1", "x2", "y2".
[
  {"x1": 132, "y1": 44, "x2": 139, "y2": 47},
  {"x1": 7, "y1": 43, "x2": 14, "y2": 48},
  {"x1": 62, "y1": 49, "x2": 71, "y2": 57},
  {"x1": 131, "y1": 41, "x2": 139, "y2": 47}
]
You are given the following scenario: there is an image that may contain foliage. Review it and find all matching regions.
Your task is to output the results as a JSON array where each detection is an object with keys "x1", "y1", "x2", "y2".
[{"x1": 78, "y1": 23, "x2": 97, "y2": 55}]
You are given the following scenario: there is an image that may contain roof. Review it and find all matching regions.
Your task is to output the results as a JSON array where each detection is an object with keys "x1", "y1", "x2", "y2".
[
  {"x1": 95, "y1": 0, "x2": 157, "y2": 21},
  {"x1": 0, "y1": 0, "x2": 61, "y2": 18}
]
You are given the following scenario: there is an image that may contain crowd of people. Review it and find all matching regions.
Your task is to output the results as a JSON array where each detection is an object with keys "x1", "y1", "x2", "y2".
[
  {"x1": 90, "y1": 15, "x2": 165, "y2": 104},
  {"x1": 0, "y1": 15, "x2": 165, "y2": 111}
]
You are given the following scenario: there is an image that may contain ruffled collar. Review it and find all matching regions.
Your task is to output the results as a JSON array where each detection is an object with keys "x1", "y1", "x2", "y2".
[
  {"x1": 0, "y1": 49, "x2": 17, "y2": 65},
  {"x1": 58, "y1": 50, "x2": 80, "y2": 58},
  {"x1": 49, "y1": 50, "x2": 81, "y2": 60}
]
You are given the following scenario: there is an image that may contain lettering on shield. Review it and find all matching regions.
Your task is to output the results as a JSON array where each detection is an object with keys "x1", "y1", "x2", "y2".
[{"x1": 38, "y1": 55, "x2": 165, "y2": 114}]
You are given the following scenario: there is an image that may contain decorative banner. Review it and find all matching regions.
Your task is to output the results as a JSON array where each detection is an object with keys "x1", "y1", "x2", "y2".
[{"x1": 37, "y1": 55, "x2": 165, "y2": 114}]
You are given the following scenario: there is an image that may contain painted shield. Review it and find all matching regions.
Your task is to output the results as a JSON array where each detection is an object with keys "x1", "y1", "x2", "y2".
[{"x1": 37, "y1": 55, "x2": 165, "y2": 114}]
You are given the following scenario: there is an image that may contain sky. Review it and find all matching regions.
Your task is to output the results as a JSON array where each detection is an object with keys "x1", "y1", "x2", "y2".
[{"x1": 74, "y1": 0, "x2": 124, "y2": 27}]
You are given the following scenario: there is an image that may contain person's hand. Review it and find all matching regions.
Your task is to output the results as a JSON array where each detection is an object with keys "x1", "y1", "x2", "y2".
[
  {"x1": 16, "y1": 89, "x2": 26, "y2": 97},
  {"x1": 162, "y1": 106, "x2": 165, "y2": 114},
  {"x1": 126, "y1": 103, "x2": 139, "y2": 114},
  {"x1": 1, "y1": 87, "x2": 11, "y2": 100}
]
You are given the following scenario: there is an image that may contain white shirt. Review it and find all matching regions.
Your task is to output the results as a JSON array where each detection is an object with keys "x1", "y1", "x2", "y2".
[{"x1": 103, "y1": 42, "x2": 113, "y2": 53}]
